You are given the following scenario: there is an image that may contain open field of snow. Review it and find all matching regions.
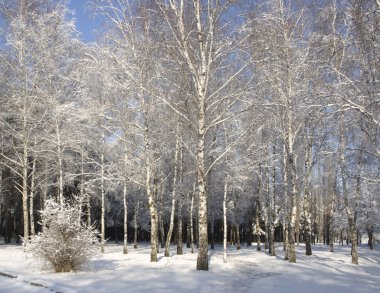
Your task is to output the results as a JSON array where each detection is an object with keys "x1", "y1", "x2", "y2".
[{"x1": 0, "y1": 242, "x2": 379, "y2": 293}]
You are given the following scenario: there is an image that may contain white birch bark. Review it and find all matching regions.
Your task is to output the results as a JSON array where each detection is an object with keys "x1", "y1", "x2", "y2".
[
  {"x1": 339, "y1": 115, "x2": 359, "y2": 264},
  {"x1": 143, "y1": 106, "x2": 158, "y2": 262},
  {"x1": 256, "y1": 165, "x2": 262, "y2": 252},
  {"x1": 177, "y1": 199, "x2": 183, "y2": 255},
  {"x1": 56, "y1": 121, "x2": 64, "y2": 207},
  {"x1": 165, "y1": 129, "x2": 180, "y2": 257},
  {"x1": 123, "y1": 168, "x2": 128, "y2": 254},
  {"x1": 283, "y1": 143, "x2": 289, "y2": 260},
  {"x1": 190, "y1": 185, "x2": 195, "y2": 254},
  {"x1": 223, "y1": 177, "x2": 228, "y2": 262},
  {"x1": 79, "y1": 150, "x2": 84, "y2": 225},
  {"x1": 22, "y1": 117, "x2": 29, "y2": 243},
  {"x1": 303, "y1": 132, "x2": 313, "y2": 256},
  {"x1": 158, "y1": 185, "x2": 165, "y2": 249},
  {"x1": 29, "y1": 156, "x2": 36, "y2": 236},
  {"x1": 100, "y1": 150, "x2": 105, "y2": 253},
  {"x1": 270, "y1": 147, "x2": 276, "y2": 256},
  {"x1": 86, "y1": 189, "x2": 91, "y2": 227},
  {"x1": 267, "y1": 150, "x2": 276, "y2": 256}
]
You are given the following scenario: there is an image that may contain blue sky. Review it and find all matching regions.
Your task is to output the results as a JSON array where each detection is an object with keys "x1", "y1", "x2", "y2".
[{"x1": 67, "y1": 0, "x2": 98, "y2": 42}]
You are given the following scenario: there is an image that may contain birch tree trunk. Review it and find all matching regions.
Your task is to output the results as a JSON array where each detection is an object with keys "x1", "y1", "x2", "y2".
[
  {"x1": 256, "y1": 166, "x2": 262, "y2": 252},
  {"x1": 143, "y1": 106, "x2": 158, "y2": 262},
  {"x1": 269, "y1": 146, "x2": 276, "y2": 256},
  {"x1": 165, "y1": 130, "x2": 180, "y2": 257},
  {"x1": 22, "y1": 99, "x2": 29, "y2": 243},
  {"x1": 340, "y1": 114, "x2": 358, "y2": 264},
  {"x1": 154, "y1": 0, "x2": 246, "y2": 270},
  {"x1": 177, "y1": 199, "x2": 183, "y2": 255},
  {"x1": 86, "y1": 189, "x2": 91, "y2": 227},
  {"x1": 79, "y1": 151, "x2": 84, "y2": 225},
  {"x1": 283, "y1": 144, "x2": 289, "y2": 259},
  {"x1": 303, "y1": 137, "x2": 312, "y2": 256},
  {"x1": 159, "y1": 186, "x2": 165, "y2": 249},
  {"x1": 29, "y1": 156, "x2": 36, "y2": 236},
  {"x1": 296, "y1": 193, "x2": 301, "y2": 246},
  {"x1": 196, "y1": 92, "x2": 208, "y2": 270},
  {"x1": 123, "y1": 175, "x2": 128, "y2": 254},
  {"x1": 100, "y1": 151, "x2": 105, "y2": 253},
  {"x1": 56, "y1": 121, "x2": 64, "y2": 207},
  {"x1": 285, "y1": 104, "x2": 298, "y2": 263},
  {"x1": 328, "y1": 174, "x2": 335, "y2": 253},
  {"x1": 287, "y1": 150, "x2": 298, "y2": 263},
  {"x1": 190, "y1": 190, "x2": 195, "y2": 254},
  {"x1": 22, "y1": 130, "x2": 29, "y2": 243},
  {"x1": 264, "y1": 219, "x2": 269, "y2": 250},
  {"x1": 223, "y1": 177, "x2": 228, "y2": 262}
]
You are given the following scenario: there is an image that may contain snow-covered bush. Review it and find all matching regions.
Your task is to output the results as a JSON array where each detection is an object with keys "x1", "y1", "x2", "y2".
[{"x1": 25, "y1": 200, "x2": 98, "y2": 272}]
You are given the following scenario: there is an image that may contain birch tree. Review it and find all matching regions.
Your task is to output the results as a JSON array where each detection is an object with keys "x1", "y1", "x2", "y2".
[{"x1": 154, "y1": 0, "x2": 253, "y2": 270}]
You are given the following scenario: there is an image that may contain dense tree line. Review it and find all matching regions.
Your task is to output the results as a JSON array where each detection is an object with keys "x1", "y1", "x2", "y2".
[{"x1": 0, "y1": 0, "x2": 379, "y2": 270}]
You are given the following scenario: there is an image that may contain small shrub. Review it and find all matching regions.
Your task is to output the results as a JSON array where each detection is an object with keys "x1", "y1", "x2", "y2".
[{"x1": 25, "y1": 200, "x2": 98, "y2": 272}]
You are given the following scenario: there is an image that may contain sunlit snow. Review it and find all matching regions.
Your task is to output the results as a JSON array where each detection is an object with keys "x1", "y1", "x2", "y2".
[{"x1": 0, "y1": 242, "x2": 379, "y2": 293}]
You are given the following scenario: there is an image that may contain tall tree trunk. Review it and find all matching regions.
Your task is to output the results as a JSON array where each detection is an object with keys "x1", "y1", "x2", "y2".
[
  {"x1": 269, "y1": 145, "x2": 276, "y2": 256},
  {"x1": 194, "y1": 0, "x2": 209, "y2": 270},
  {"x1": 367, "y1": 227, "x2": 374, "y2": 250},
  {"x1": 29, "y1": 156, "x2": 36, "y2": 236},
  {"x1": 283, "y1": 145, "x2": 289, "y2": 259},
  {"x1": 286, "y1": 113, "x2": 298, "y2": 262},
  {"x1": 264, "y1": 220, "x2": 269, "y2": 250},
  {"x1": 265, "y1": 167, "x2": 270, "y2": 253},
  {"x1": 256, "y1": 167, "x2": 262, "y2": 252},
  {"x1": 223, "y1": 177, "x2": 228, "y2": 262},
  {"x1": 123, "y1": 176, "x2": 128, "y2": 254},
  {"x1": 56, "y1": 122, "x2": 64, "y2": 207},
  {"x1": 195, "y1": 217, "x2": 199, "y2": 249},
  {"x1": 22, "y1": 133, "x2": 29, "y2": 244},
  {"x1": 329, "y1": 216, "x2": 334, "y2": 253},
  {"x1": 328, "y1": 177, "x2": 335, "y2": 253},
  {"x1": 143, "y1": 108, "x2": 158, "y2": 262},
  {"x1": 196, "y1": 111, "x2": 208, "y2": 270},
  {"x1": 159, "y1": 186, "x2": 165, "y2": 249},
  {"x1": 148, "y1": 175, "x2": 159, "y2": 261},
  {"x1": 86, "y1": 188, "x2": 91, "y2": 227},
  {"x1": 165, "y1": 130, "x2": 180, "y2": 257},
  {"x1": 295, "y1": 192, "x2": 300, "y2": 246},
  {"x1": 190, "y1": 189, "x2": 195, "y2": 254},
  {"x1": 340, "y1": 114, "x2": 358, "y2": 265},
  {"x1": 177, "y1": 199, "x2": 183, "y2": 255},
  {"x1": 134, "y1": 200, "x2": 139, "y2": 249},
  {"x1": 79, "y1": 150, "x2": 85, "y2": 225},
  {"x1": 287, "y1": 151, "x2": 297, "y2": 263},
  {"x1": 348, "y1": 174, "x2": 360, "y2": 265},
  {"x1": 304, "y1": 133, "x2": 312, "y2": 256},
  {"x1": 100, "y1": 151, "x2": 105, "y2": 254}
]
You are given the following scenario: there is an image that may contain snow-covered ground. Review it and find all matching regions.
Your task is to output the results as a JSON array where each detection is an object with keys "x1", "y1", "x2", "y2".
[{"x1": 0, "y1": 242, "x2": 379, "y2": 293}]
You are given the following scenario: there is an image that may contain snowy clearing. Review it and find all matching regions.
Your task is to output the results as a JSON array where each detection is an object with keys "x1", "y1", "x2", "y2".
[{"x1": 0, "y1": 243, "x2": 379, "y2": 293}]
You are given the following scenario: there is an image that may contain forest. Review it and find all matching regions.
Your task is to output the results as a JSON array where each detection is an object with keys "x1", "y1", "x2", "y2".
[{"x1": 0, "y1": 0, "x2": 379, "y2": 274}]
